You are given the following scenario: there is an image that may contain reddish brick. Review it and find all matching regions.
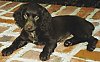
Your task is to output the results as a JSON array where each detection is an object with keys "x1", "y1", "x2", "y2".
[
  {"x1": 57, "y1": 6, "x2": 77, "y2": 15},
  {"x1": 0, "y1": 2, "x2": 19, "y2": 10},
  {"x1": 75, "y1": 50, "x2": 100, "y2": 61},
  {"x1": 0, "y1": 18, "x2": 15, "y2": 24},
  {"x1": 0, "y1": 26, "x2": 9, "y2": 33},
  {"x1": 92, "y1": 11, "x2": 100, "y2": 20},
  {"x1": 47, "y1": 5, "x2": 62, "y2": 14},
  {"x1": 3, "y1": 13, "x2": 13, "y2": 17},
  {"x1": 0, "y1": 1, "x2": 7, "y2": 6},
  {"x1": 76, "y1": 7, "x2": 94, "y2": 18},
  {"x1": 0, "y1": 36, "x2": 15, "y2": 42}
]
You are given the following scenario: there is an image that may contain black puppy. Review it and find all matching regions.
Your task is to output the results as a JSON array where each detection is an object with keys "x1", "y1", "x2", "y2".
[{"x1": 2, "y1": 3, "x2": 98, "y2": 61}]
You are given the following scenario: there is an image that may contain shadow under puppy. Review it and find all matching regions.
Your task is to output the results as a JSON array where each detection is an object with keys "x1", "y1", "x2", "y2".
[{"x1": 2, "y1": 2, "x2": 98, "y2": 61}]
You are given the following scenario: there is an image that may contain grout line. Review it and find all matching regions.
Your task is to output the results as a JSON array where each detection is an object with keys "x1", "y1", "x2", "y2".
[
  {"x1": 73, "y1": 57, "x2": 99, "y2": 62},
  {"x1": 93, "y1": 25, "x2": 100, "y2": 37},
  {"x1": 0, "y1": 16, "x2": 14, "y2": 20},
  {"x1": 86, "y1": 9, "x2": 100, "y2": 19},
  {"x1": 0, "y1": 10, "x2": 14, "y2": 13},
  {"x1": 61, "y1": 43, "x2": 87, "y2": 62},
  {"x1": 0, "y1": 3, "x2": 23, "y2": 16},
  {"x1": 0, "y1": 23, "x2": 20, "y2": 37},
  {"x1": 6, "y1": 58, "x2": 41, "y2": 62},
  {"x1": 45, "y1": 5, "x2": 51, "y2": 9},
  {"x1": 94, "y1": 48, "x2": 100, "y2": 51},
  {"x1": 0, "y1": 42, "x2": 12, "y2": 51},
  {"x1": 94, "y1": 36, "x2": 100, "y2": 40},
  {"x1": 0, "y1": 2, "x2": 12, "y2": 8},
  {"x1": 6, "y1": 43, "x2": 37, "y2": 62},
  {"x1": 70, "y1": 7, "x2": 82, "y2": 15},
  {"x1": 51, "y1": 6, "x2": 66, "y2": 17}
]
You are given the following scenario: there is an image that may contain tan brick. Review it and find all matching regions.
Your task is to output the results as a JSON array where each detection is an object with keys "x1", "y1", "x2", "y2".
[
  {"x1": 21, "y1": 50, "x2": 40, "y2": 60},
  {"x1": 0, "y1": 18, "x2": 15, "y2": 24},
  {"x1": 47, "y1": 5, "x2": 62, "y2": 14},
  {"x1": 21, "y1": 50, "x2": 62, "y2": 62},
  {"x1": 92, "y1": 22, "x2": 99, "y2": 27},
  {"x1": 0, "y1": 26, "x2": 9, "y2": 33},
  {"x1": 34, "y1": 45, "x2": 44, "y2": 49},
  {"x1": 92, "y1": 11, "x2": 100, "y2": 20},
  {"x1": 71, "y1": 58, "x2": 86, "y2": 62},
  {"x1": 76, "y1": 7, "x2": 94, "y2": 18},
  {"x1": 57, "y1": 6, "x2": 77, "y2": 15},
  {"x1": 0, "y1": 36, "x2": 16, "y2": 42},
  {"x1": 74, "y1": 50, "x2": 100, "y2": 61},
  {"x1": 96, "y1": 40, "x2": 100, "y2": 48},
  {"x1": 13, "y1": 28, "x2": 21, "y2": 32},
  {"x1": 55, "y1": 42, "x2": 75, "y2": 53},
  {"x1": 94, "y1": 31, "x2": 100, "y2": 37},
  {"x1": 0, "y1": 52, "x2": 9, "y2": 62},
  {"x1": 3, "y1": 13, "x2": 13, "y2": 17},
  {"x1": 0, "y1": 2, "x2": 20, "y2": 10}
]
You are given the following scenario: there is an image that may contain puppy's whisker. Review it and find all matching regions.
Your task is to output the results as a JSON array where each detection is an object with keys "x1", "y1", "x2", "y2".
[{"x1": 34, "y1": 16, "x2": 39, "y2": 21}]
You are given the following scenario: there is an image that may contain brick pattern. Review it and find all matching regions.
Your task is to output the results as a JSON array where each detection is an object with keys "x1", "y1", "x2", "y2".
[{"x1": 0, "y1": 1, "x2": 100, "y2": 62}]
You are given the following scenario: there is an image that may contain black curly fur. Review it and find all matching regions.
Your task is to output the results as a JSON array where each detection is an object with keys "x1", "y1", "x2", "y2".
[{"x1": 2, "y1": 2, "x2": 98, "y2": 61}]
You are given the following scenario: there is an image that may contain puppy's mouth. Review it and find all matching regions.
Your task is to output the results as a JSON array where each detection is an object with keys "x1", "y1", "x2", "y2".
[{"x1": 25, "y1": 29, "x2": 36, "y2": 32}]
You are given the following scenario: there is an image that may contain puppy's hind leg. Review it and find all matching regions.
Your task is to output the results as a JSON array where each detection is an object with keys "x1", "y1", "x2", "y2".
[
  {"x1": 2, "y1": 30, "x2": 28, "y2": 56},
  {"x1": 64, "y1": 37, "x2": 82, "y2": 47},
  {"x1": 87, "y1": 36, "x2": 98, "y2": 51}
]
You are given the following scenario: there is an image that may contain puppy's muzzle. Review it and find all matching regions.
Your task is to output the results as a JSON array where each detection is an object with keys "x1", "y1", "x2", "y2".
[{"x1": 24, "y1": 18, "x2": 35, "y2": 32}]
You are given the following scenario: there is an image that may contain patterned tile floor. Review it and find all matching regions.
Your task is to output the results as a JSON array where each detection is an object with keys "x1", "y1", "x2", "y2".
[{"x1": 0, "y1": 1, "x2": 100, "y2": 62}]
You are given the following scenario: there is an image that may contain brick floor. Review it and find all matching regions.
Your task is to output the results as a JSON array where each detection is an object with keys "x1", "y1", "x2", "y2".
[{"x1": 0, "y1": 1, "x2": 100, "y2": 62}]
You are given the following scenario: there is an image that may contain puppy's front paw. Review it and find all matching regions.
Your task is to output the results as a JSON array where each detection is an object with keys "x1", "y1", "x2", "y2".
[
  {"x1": 39, "y1": 52, "x2": 50, "y2": 61},
  {"x1": 87, "y1": 45, "x2": 96, "y2": 51},
  {"x1": 2, "y1": 47, "x2": 14, "y2": 56}
]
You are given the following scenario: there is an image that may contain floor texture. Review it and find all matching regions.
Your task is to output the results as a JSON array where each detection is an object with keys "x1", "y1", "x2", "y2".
[{"x1": 0, "y1": 1, "x2": 100, "y2": 62}]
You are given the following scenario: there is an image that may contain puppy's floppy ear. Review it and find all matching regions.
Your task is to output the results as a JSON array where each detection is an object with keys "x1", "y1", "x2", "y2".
[
  {"x1": 39, "y1": 6, "x2": 52, "y2": 31},
  {"x1": 13, "y1": 4, "x2": 25, "y2": 17},
  {"x1": 13, "y1": 4, "x2": 27, "y2": 28}
]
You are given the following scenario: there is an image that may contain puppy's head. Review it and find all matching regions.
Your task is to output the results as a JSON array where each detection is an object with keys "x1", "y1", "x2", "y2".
[
  {"x1": 13, "y1": 3, "x2": 52, "y2": 32},
  {"x1": 13, "y1": 3, "x2": 40, "y2": 32}
]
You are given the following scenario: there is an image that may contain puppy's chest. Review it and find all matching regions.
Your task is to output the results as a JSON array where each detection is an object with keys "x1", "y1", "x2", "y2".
[{"x1": 28, "y1": 31, "x2": 37, "y2": 43}]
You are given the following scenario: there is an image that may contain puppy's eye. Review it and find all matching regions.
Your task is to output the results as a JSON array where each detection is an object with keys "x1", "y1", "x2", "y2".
[
  {"x1": 24, "y1": 13, "x2": 28, "y2": 19},
  {"x1": 34, "y1": 16, "x2": 39, "y2": 21}
]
